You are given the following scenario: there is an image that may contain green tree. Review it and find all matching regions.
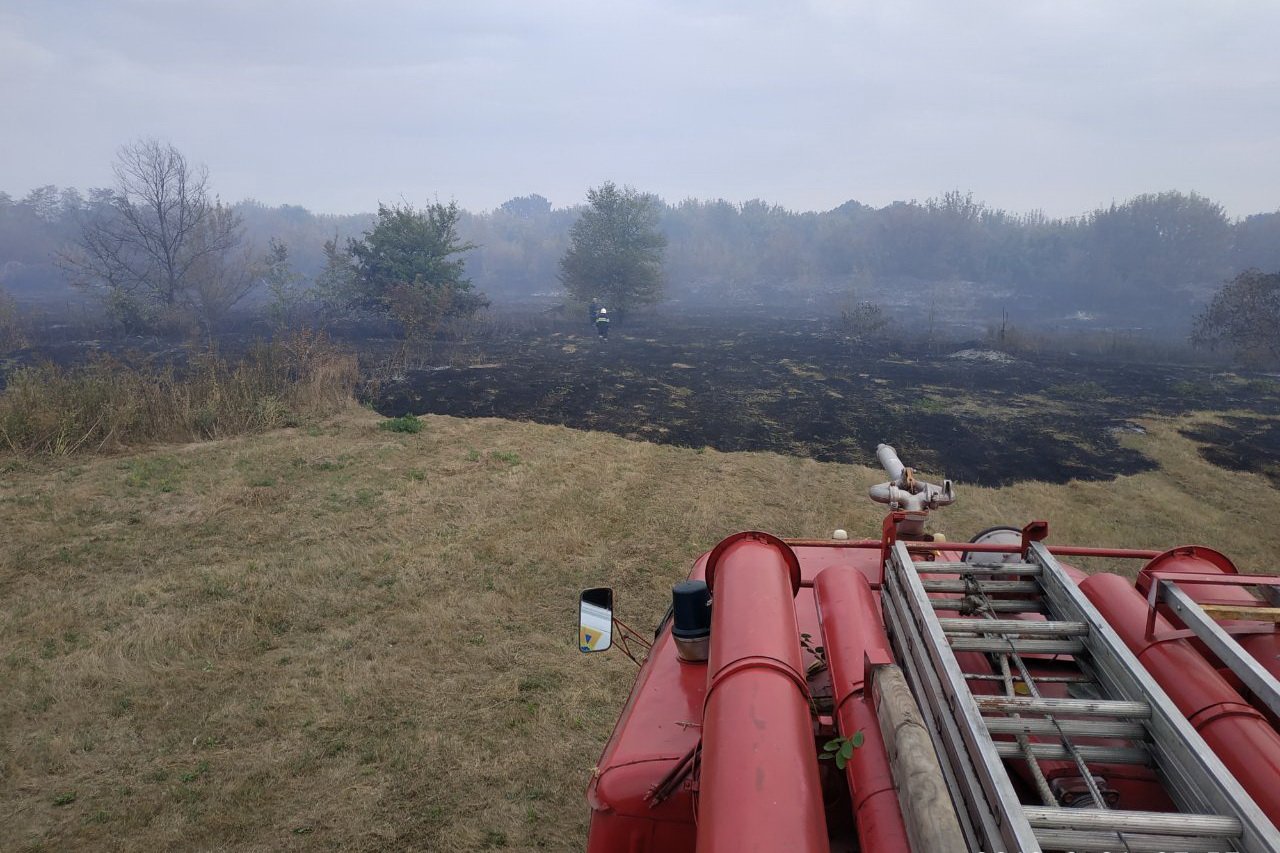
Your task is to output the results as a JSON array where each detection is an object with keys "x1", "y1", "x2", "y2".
[
  {"x1": 1086, "y1": 191, "x2": 1231, "y2": 304},
  {"x1": 499, "y1": 193, "x2": 552, "y2": 219},
  {"x1": 262, "y1": 238, "x2": 307, "y2": 331},
  {"x1": 346, "y1": 202, "x2": 485, "y2": 338},
  {"x1": 1192, "y1": 269, "x2": 1280, "y2": 366},
  {"x1": 559, "y1": 181, "x2": 667, "y2": 317},
  {"x1": 312, "y1": 234, "x2": 358, "y2": 320}
]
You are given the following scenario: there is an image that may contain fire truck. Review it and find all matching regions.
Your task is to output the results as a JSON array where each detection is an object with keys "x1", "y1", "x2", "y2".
[{"x1": 578, "y1": 445, "x2": 1280, "y2": 852}]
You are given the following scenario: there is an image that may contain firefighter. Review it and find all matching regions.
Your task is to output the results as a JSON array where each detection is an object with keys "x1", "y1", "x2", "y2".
[
  {"x1": 588, "y1": 297, "x2": 601, "y2": 324},
  {"x1": 594, "y1": 307, "x2": 610, "y2": 339}
]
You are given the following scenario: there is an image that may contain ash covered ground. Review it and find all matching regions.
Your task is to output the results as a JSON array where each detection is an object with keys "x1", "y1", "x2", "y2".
[{"x1": 370, "y1": 310, "x2": 1280, "y2": 487}]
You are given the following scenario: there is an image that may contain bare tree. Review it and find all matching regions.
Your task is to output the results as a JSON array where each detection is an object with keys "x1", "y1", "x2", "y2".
[{"x1": 60, "y1": 139, "x2": 247, "y2": 331}]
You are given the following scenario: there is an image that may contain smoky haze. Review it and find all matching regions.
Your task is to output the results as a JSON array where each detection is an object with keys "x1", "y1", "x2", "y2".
[
  {"x1": 5, "y1": 186, "x2": 1280, "y2": 331},
  {"x1": 2, "y1": 1, "x2": 1279, "y2": 218}
]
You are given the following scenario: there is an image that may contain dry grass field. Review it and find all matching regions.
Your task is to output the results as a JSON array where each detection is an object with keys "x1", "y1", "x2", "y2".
[{"x1": 3, "y1": 407, "x2": 1279, "y2": 851}]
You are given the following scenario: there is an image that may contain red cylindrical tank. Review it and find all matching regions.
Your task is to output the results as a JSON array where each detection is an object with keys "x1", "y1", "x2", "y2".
[
  {"x1": 698, "y1": 532, "x2": 830, "y2": 853},
  {"x1": 813, "y1": 567, "x2": 912, "y2": 853},
  {"x1": 1081, "y1": 572, "x2": 1280, "y2": 825},
  {"x1": 1136, "y1": 546, "x2": 1241, "y2": 592}
]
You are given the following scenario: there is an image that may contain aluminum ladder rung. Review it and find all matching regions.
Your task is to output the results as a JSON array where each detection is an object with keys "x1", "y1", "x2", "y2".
[
  {"x1": 1034, "y1": 829, "x2": 1232, "y2": 853},
  {"x1": 983, "y1": 716, "x2": 1148, "y2": 739},
  {"x1": 973, "y1": 695, "x2": 1151, "y2": 718},
  {"x1": 994, "y1": 741, "x2": 1150, "y2": 764},
  {"x1": 964, "y1": 672, "x2": 1094, "y2": 685},
  {"x1": 1023, "y1": 805, "x2": 1242, "y2": 837},
  {"x1": 950, "y1": 637, "x2": 1083, "y2": 654},
  {"x1": 924, "y1": 560, "x2": 1042, "y2": 576},
  {"x1": 920, "y1": 578, "x2": 1041, "y2": 594},
  {"x1": 940, "y1": 618, "x2": 1086, "y2": 636},
  {"x1": 929, "y1": 597, "x2": 1043, "y2": 613}
]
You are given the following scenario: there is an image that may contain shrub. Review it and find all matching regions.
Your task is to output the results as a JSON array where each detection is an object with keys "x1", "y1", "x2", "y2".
[
  {"x1": 0, "y1": 331, "x2": 356, "y2": 455},
  {"x1": 0, "y1": 289, "x2": 27, "y2": 353},
  {"x1": 1243, "y1": 378, "x2": 1280, "y2": 396}
]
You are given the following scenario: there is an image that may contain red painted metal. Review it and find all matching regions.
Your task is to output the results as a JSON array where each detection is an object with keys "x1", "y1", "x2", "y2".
[
  {"x1": 1137, "y1": 545, "x2": 1241, "y2": 588},
  {"x1": 1019, "y1": 519, "x2": 1049, "y2": 558},
  {"x1": 697, "y1": 533, "x2": 830, "y2": 853},
  {"x1": 879, "y1": 511, "x2": 905, "y2": 569},
  {"x1": 585, "y1": 619, "x2": 703, "y2": 853},
  {"x1": 813, "y1": 568, "x2": 912, "y2": 853},
  {"x1": 588, "y1": 524, "x2": 1280, "y2": 852},
  {"x1": 1081, "y1": 572, "x2": 1280, "y2": 825},
  {"x1": 706, "y1": 530, "x2": 802, "y2": 595}
]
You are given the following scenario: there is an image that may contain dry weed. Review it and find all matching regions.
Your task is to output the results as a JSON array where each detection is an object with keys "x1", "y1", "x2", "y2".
[{"x1": 0, "y1": 332, "x2": 356, "y2": 455}]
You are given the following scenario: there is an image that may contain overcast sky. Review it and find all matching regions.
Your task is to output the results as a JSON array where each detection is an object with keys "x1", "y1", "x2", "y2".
[{"x1": 3, "y1": 1, "x2": 1278, "y2": 218}]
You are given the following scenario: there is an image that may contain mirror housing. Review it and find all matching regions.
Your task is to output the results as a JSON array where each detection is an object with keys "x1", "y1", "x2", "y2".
[{"x1": 578, "y1": 587, "x2": 614, "y2": 653}]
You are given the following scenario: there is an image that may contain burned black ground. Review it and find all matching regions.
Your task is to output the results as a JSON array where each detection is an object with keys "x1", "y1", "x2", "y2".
[
  {"x1": 8, "y1": 309, "x2": 1277, "y2": 488},
  {"x1": 370, "y1": 313, "x2": 1280, "y2": 487},
  {"x1": 1181, "y1": 417, "x2": 1280, "y2": 488}
]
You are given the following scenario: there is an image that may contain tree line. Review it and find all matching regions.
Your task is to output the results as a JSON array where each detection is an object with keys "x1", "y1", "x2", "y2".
[{"x1": 2, "y1": 141, "x2": 1279, "y2": 347}]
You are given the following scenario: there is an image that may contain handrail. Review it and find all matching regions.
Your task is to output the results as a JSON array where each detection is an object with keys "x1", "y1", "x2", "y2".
[{"x1": 782, "y1": 537, "x2": 1162, "y2": 559}]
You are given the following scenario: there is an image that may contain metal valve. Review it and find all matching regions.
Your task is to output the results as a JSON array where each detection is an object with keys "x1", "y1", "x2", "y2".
[{"x1": 868, "y1": 443, "x2": 954, "y2": 536}]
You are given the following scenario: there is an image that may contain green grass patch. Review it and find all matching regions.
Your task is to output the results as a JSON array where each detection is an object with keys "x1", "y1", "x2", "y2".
[
  {"x1": 123, "y1": 456, "x2": 185, "y2": 492},
  {"x1": 1046, "y1": 380, "x2": 1108, "y2": 401},
  {"x1": 377, "y1": 415, "x2": 423, "y2": 434},
  {"x1": 911, "y1": 396, "x2": 947, "y2": 414}
]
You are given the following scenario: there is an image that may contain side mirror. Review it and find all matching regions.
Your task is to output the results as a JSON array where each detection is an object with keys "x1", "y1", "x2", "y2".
[{"x1": 578, "y1": 587, "x2": 614, "y2": 653}]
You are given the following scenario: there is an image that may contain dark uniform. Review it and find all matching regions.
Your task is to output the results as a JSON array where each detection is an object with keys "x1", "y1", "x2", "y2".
[{"x1": 595, "y1": 311, "x2": 610, "y2": 339}]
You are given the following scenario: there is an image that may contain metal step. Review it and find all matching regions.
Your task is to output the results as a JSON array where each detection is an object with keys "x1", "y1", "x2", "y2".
[
  {"x1": 949, "y1": 637, "x2": 1084, "y2": 655},
  {"x1": 994, "y1": 741, "x2": 1150, "y2": 764},
  {"x1": 923, "y1": 560, "x2": 1042, "y2": 576},
  {"x1": 939, "y1": 618, "x2": 1087, "y2": 636},
  {"x1": 964, "y1": 672, "x2": 1094, "y2": 685},
  {"x1": 983, "y1": 717, "x2": 1148, "y2": 739},
  {"x1": 929, "y1": 598, "x2": 1043, "y2": 613},
  {"x1": 973, "y1": 696, "x2": 1151, "y2": 719},
  {"x1": 920, "y1": 578, "x2": 1041, "y2": 594},
  {"x1": 1032, "y1": 829, "x2": 1232, "y2": 853},
  {"x1": 1023, "y1": 805, "x2": 1242, "y2": 836}
]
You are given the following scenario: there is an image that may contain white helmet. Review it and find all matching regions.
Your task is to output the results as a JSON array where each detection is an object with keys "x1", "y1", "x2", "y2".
[{"x1": 599, "y1": 308, "x2": 607, "y2": 314}]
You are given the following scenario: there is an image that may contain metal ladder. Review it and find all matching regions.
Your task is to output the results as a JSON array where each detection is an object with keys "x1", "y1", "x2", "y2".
[
  {"x1": 1147, "y1": 573, "x2": 1280, "y2": 722},
  {"x1": 881, "y1": 538, "x2": 1280, "y2": 853}
]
